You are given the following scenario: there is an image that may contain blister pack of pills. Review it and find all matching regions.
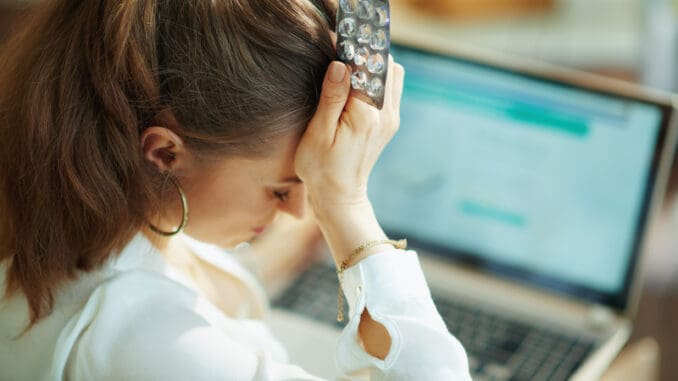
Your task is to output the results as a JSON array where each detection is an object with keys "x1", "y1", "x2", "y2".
[{"x1": 336, "y1": 0, "x2": 390, "y2": 109}]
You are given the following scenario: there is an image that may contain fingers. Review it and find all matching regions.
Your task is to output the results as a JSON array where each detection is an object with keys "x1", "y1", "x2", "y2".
[
  {"x1": 383, "y1": 55, "x2": 405, "y2": 112},
  {"x1": 308, "y1": 61, "x2": 351, "y2": 144},
  {"x1": 383, "y1": 54, "x2": 395, "y2": 109},
  {"x1": 391, "y1": 62, "x2": 405, "y2": 111}
]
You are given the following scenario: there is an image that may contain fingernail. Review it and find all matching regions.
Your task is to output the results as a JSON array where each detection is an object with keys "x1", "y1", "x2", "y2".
[{"x1": 328, "y1": 62, "x2": 346, "y2": 83}]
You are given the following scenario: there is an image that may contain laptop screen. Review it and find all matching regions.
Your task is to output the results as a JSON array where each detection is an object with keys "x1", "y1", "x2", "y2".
[{"x1": 369, "y1": 44, "x2": 672, "y2": 310}]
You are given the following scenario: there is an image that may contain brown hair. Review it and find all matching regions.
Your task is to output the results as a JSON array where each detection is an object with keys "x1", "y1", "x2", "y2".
[{"x1": 0, "y1": 0, "x2": 336, "y2": 326}]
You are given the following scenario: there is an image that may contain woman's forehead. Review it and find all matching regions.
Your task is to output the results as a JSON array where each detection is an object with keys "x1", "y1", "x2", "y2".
[{"x1": 210, "y1": 136, "x2": 300, "y2": 184}]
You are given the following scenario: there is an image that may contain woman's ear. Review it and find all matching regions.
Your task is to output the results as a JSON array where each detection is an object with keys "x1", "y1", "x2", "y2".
[{"x1": 140, "y1": 126, "x2": 188, "y2": 173}]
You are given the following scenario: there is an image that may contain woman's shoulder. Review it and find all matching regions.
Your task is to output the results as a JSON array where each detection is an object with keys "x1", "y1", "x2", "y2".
[
  {"x1": 53, "y1": 235, "x2": 201, "y2": 331},
  {"x1": 0, "y1": 262, "x2": 202, "y2": 381},
  {"x1": 2, "y1": 233, "x2": 279, "y2": 380},
  {"x1": 58, "y1": 232, "x2": 205, "y2": 323},
  {"x1": 61, "y1": 269, "x2": 266, "y2": 381},
  {"x1": 83, "y1": 268, "x2": 199, "y2": 316},
  {"x1": 68, "y1": 268, "x2": 203, "y2": 345}
]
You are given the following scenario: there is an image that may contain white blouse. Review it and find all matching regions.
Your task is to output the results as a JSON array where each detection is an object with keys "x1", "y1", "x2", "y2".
[{"x1": 0, "y1": 233, "x2": 471, "y2": 380}]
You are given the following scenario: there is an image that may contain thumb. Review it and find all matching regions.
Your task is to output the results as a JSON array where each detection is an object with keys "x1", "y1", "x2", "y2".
[{"x1": 309, "y1": 61, "x2": 351, "y2": 137}]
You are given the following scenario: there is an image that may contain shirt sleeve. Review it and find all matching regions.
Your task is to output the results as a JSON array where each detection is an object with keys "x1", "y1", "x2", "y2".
[{"x1": 336, "y1": 250, "x2": 472, "y2": 381}]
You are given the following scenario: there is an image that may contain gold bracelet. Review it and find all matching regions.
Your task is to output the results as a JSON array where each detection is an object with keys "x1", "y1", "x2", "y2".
[{"x1": 336, "y1": 238, "x2": 407, "y2": 322}]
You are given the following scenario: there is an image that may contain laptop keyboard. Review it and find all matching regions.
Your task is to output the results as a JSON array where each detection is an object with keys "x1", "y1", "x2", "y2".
[
  {"x1": 273, "y1": 262, "x2": 596, "y2": 381},
  {"x1": 435, "y1": 296, "x2": 595, "y2": 381}
]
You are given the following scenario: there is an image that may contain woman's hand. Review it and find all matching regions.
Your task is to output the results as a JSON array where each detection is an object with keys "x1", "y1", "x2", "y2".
[
  {"x1": 244, "y1": 213, "x2": 324, "y2": 294},
  {"x1": 295, "y1": 58, "x2": 405, "y2": 360},
  {"x1": 295, "y1": 57, "x2": 405, "y2": 213},
  {"x1": 295, "y1": 57, "x2": 405, "y2": 267}
]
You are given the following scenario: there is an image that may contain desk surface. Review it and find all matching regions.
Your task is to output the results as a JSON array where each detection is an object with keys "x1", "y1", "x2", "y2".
[{"x1": 600, "y1": 337, "x2": 660, "y2": 381}]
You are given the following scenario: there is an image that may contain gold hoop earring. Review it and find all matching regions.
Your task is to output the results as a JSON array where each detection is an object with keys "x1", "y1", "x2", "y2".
[{"x1": 149, "y1": 177, "x2": 189, "y2": 237}]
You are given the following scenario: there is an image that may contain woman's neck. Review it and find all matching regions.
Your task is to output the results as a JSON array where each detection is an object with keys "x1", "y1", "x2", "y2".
[
  {"x1": 140, "y1": 226, "x2": 193, "y2": 266},
  {"x1": 140, "y1": 226, "x2": 251, "y2": 317}
]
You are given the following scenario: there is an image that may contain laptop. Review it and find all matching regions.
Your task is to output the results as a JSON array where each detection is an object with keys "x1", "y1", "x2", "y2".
[{"x1": 269, "y1": 41, "x2": 678, "y2": 381}]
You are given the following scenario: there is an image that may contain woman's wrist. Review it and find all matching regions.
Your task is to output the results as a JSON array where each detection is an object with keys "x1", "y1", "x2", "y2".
[
  {"x1": 309, "y1": 196, "x2": 370, "y2": 222},
  {"x1": 310, "y1": 198, "x2": 391, "y2": 266}
]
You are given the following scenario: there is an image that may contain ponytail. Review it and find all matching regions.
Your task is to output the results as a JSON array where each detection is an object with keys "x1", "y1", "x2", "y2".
[{"x1": 0, "y1": 0, "x2": 163, "y2": 326}]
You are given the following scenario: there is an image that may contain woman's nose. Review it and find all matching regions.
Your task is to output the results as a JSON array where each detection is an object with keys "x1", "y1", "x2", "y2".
[{"x1": 277, "y1": 185, "x2": 306, "y2": 219}]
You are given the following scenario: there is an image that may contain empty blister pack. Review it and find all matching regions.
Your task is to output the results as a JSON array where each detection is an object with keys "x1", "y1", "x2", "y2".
[{"x1": 336, "y1": 0, "x2": 390, "y2": 109}]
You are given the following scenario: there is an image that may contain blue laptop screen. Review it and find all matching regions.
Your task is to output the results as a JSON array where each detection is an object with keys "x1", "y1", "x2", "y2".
[{"x1": 369, "y1": 44, "x2": 669, "y2": 308}]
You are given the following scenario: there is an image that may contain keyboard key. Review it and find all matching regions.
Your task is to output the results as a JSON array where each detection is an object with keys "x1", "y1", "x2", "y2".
[
  {"x1": 485, "y1": 363, "x2": 512, "y2": 380},
  {"x1": 467, "y1": 355, "x2": 480, "y2": 373}
]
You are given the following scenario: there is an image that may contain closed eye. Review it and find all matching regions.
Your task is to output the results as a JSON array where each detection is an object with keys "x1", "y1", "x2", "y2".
[{"x1": 273, "y1": 190, "x2": 290, "y2": 202}]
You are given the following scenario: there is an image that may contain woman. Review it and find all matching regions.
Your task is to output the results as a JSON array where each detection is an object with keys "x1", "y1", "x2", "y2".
[{"x1": 0, "y1": 1, "x2": 470, "y2": 380}]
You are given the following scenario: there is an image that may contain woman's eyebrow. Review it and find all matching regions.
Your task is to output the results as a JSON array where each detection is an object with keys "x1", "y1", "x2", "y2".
[{"x1": 275, "y1": 176, "x2": 303, "y2": 184}]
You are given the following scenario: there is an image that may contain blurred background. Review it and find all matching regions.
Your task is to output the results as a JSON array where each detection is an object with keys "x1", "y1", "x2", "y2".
[
  {"x1": 1, "y1": 0, "x2": 677, "y2": 379},
  {"x1": 383, "y1": 2, "x2": 678, "y2": 380}
]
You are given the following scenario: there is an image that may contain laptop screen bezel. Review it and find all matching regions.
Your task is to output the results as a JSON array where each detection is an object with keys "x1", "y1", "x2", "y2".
[{"x1": 384, "y1": 41, "x2": 676, "y2": 312}]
